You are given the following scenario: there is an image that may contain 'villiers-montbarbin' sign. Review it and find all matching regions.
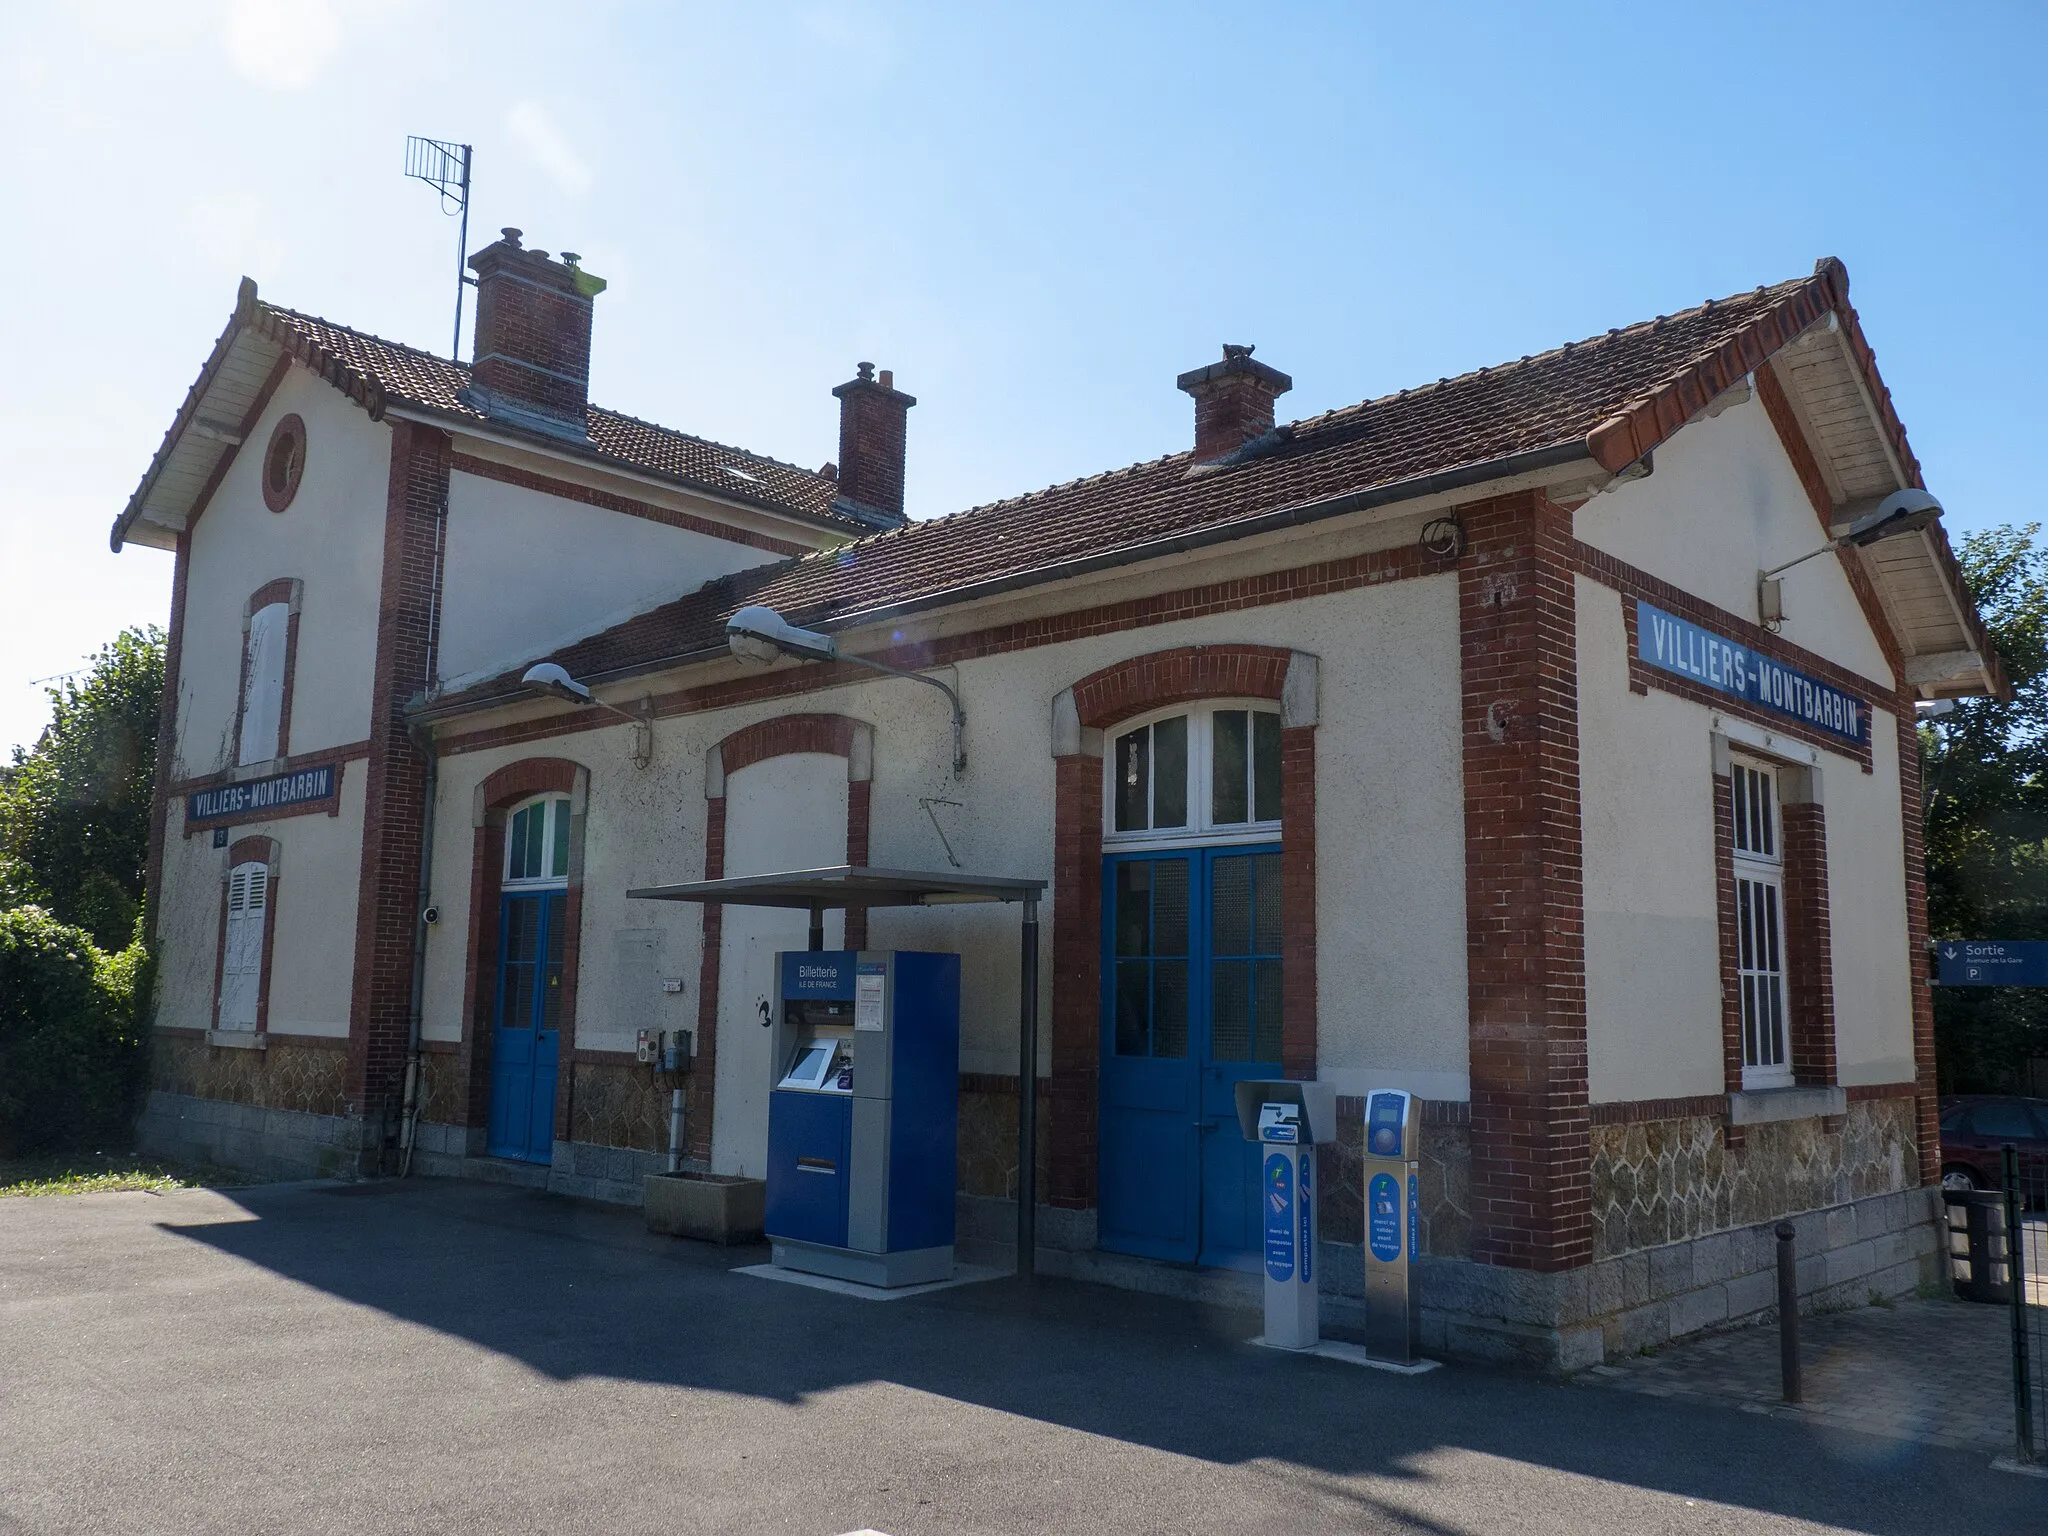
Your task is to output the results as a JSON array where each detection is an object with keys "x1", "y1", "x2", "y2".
[
  {"x1": 186, "y1": 763, "x2": 336, "y2": 827},
  {"x1": 1635, "y1": 601, "x2": 1869, "y2": 747}
]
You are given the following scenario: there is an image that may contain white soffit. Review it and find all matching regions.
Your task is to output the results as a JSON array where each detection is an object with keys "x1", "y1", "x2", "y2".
[{"x1": 1775, "y1": 321, "x2": 1996, "y2": 699}]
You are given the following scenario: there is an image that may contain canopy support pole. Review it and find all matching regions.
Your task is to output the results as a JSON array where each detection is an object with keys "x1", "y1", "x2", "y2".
[
  {"x1": 809, "y1": 905, "x2": 825, "y2": 952},
  {"x1": 1016, "y1": 894, "x2": 1040, "y2": 1281}
]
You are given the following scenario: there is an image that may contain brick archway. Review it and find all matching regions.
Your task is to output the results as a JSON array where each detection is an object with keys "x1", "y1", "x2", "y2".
[
  {"x1": 691, "y1": 713, "x2": 874, "y2": 1162},
  {"x1": 454, "y1": 758, "x2": 590, "y2": 1145},
  {"x1": 1046, "y1": 644, "x2": 1319, "y2": 1211}
]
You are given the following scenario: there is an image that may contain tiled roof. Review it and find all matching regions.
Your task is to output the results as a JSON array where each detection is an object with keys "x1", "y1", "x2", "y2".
[
  {"x1": 246, "y1": 300, "x2": 857, "y2": 529},
  {"x1": 444, "y1": 264, "x2": 1865, "y2": 706}
]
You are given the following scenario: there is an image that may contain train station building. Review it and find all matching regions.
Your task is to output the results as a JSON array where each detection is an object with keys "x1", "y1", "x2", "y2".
[{"x1": 116, "y1": 231, "x2": 2001, "y2": 1366}]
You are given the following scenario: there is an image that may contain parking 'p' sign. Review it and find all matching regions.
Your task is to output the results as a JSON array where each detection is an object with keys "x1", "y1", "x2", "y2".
[{"x1": 1933, "y1": 940, "x2": 2048, "y2": 987}]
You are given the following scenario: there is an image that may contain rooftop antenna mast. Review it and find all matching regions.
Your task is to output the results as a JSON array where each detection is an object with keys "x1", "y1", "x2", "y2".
[{"x1": 403, "y1": 136, "x2": 474, "y2": 361}]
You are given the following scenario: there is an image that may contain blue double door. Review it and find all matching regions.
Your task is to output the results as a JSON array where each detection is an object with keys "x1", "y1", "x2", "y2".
[
  {"x1": 1098, "y1": 845, "x2": 1284, "y2": 1268},
  {"x1": 488, "y1": 890, "x2": 564, "y2": 1163}
]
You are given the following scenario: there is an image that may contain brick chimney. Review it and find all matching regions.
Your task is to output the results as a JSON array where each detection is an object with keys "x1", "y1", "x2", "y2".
[
  {"x1": 830, "y1": 362, "x2": 915, "y2": 522},
  {"x1": 462, "y1": 228, "x2": 608, "y2": 441},
  {"x1": 1177, "y1": 344, "x2": 1292, "y2": 463}
]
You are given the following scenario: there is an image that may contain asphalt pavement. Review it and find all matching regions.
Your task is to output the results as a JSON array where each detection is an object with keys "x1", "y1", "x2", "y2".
[{"x1": 0, "y1": 1178, "x2": 2038, "y2": 1534}]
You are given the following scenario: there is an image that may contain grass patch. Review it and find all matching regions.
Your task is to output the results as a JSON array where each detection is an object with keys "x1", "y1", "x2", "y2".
[{"x1": 0, "y1": 1150, "x2": 258, "y2": 1198}]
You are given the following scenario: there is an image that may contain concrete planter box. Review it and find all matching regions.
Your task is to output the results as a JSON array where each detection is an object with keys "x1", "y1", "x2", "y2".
[{"x1": 642, "y1": 1172, "x2": 765, "y2": 1244}]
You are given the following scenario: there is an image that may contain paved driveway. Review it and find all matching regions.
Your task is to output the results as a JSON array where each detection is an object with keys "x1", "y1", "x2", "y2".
[{"x1": 0, "y1": 1179, "x2": 2038, "y2": 1534}]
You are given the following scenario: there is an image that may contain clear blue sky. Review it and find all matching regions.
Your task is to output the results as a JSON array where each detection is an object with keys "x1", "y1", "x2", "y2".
[{"x1": 3, "y1": 1, "x2": 2040, "y2": 753}]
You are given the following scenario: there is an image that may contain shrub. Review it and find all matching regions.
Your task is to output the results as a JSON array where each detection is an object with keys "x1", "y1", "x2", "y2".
[{"x1": 0, "y1": 907, "x2": 148, "y2": 1156}]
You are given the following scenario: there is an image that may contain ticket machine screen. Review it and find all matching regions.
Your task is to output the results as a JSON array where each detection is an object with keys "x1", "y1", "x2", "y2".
[{"x1": 1366, "y1": 1091, "x2": 1409, "y2": 1157}]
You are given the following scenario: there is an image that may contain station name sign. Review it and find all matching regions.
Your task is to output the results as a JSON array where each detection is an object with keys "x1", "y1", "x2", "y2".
[
  {"x1": 1635, "y1": 601, "x2": 1869, "y2": 746},
  {"x1": 186, "y1": 763, "x2": 336, "y2": 827}
]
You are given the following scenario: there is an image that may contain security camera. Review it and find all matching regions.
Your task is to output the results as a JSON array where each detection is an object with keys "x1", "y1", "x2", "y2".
[{"x1": 422, "y1": 906, "x2": 440, "y2": 926}]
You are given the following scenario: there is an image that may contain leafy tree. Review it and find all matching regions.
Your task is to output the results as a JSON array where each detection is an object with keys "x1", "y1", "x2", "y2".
[
  {"x1": 0, "y1": 906, "x2": 148, "y2": 1155},
  {"x1": 0, "y1": 627, "x2": 163, "y2": 950},
  {"x1": 1924, "y1": 525, "x2": 2048, "y2": 1092}
]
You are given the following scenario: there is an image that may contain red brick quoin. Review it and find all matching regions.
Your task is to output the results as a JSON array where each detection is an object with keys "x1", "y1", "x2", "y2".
[
  {"x1": 1459, "y1": 491, "x2": 1592, "y2": 1275},
  {"x1": 1047, "y1": 644, "x2": 1318, "y2": 1211},
  {"x1": 455, "y1": 759, "x2": 589, "y2": 1143},
  {"x1": 691, "y1": 714, "x2": 873, "y2": 1164}
]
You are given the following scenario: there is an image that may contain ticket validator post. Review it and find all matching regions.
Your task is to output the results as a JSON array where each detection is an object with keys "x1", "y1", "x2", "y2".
[
  {"x1": 1362, "y1": 1088, "x2": 1421, "y2": 1365},
  {"x1": 1234, "y1": 1080, "x2": 1336, "y2": 1351}
]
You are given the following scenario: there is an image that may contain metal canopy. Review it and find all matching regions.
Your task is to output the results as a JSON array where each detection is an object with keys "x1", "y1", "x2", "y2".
[
  {"x1": 626, "y1": 864, "x2": 1043, "y2": 909},
  {"x1": 626, "y1": 863, "x2": 1047, "y2": 1283}
]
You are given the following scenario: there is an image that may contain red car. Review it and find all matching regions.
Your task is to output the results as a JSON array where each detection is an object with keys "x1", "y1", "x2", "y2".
[{"x1": 1939, "y1": 1095, "x2": 2048, "y2": 1194}]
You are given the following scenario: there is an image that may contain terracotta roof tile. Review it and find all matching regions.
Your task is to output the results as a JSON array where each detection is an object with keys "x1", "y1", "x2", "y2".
[
  {"x1": 445, "y1": 268, "x2": 1848, "y2": 705},
  {"x1": 248, "y1": 302, "x2": 857, "y2": 529}
]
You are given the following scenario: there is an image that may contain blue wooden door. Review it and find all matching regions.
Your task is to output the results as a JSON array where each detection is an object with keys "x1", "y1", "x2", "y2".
[
  {"x1": 488, "y1": 890, "x2": 564, "y2": 1162},
  {"x1": 1098, "y1": 846, "x2": 1283, "y2": 1267}
]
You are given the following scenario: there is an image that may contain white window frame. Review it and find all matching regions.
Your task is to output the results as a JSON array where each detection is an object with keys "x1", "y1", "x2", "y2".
[
  {"x1": 236, "y1": 601, "x2": 290, "y2": 767},
  {"x1": 1101, "y1": 701, "x2": 1284, "y2": 851},
  {"x1": 503, "y1": 795, "x2": 573, "y2": 890},
  {"x1": 1730, "y1": 755, "x2": 1793, "y2": 1090},
  {"x1": 217, "y1": 860, "x2": 270, "y2": 1032}
]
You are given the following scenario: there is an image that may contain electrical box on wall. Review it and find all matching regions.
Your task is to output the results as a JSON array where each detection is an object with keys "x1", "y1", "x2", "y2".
[{"x1": 636, "y1": 1029, "x2": 654, "y2": 1065}]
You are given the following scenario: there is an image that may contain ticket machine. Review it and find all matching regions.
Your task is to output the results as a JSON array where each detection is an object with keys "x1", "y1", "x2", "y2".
[
  {"x1": 1362, "y1": 1088, "x2": 1421, "y2": 1365},
  {"x1": 1234, "y1": 1080, "x2": 1336, "y2": 1351},
  {"x1": 763, "y1": 951, "x2": 959, "y2": 1287}
]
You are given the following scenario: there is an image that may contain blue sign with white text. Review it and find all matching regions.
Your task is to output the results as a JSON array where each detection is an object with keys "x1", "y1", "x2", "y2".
[
  {"x1": 1297, "y1": 1151, "x2": 1313, "y2": 1284},
  {"x1": 780, "y1": 952, "x2": 854, "y2": 999},
  {"x1": 1264, "y1": 1151, "x2": 1295, "y2": 1282},
  {"x1": 1367, "y1": 1172, "x2": 1401, "y2": 1264},
  {"x1": 1636, "y1": 601, "x2": 1868, "y2": 746},
  {"x1": 186, "y1": 763, "x2": 335, "y2": 826},
  {"x1": 1933, "y1": 941, "x2": 2048, "y2": 987}
]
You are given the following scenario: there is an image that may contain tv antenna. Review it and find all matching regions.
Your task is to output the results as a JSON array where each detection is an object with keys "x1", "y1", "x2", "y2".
[{"x1": 404, "y1": 135, "x2": 473, "y2": 361}]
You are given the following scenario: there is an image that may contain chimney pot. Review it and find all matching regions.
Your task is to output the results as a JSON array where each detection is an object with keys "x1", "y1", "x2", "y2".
[
  {"x1": 501, "y1": 227, "x2": 523, "y2": 247},
  {"x1": 831, "y1": 363, "x2": 915, "y2": 522},
  {"x1": 462, "y1": 229, "x2": 608, "y2": 441},
  {"x1": 1177, "y1": 343, "x2": 1293, "y2": 463}
]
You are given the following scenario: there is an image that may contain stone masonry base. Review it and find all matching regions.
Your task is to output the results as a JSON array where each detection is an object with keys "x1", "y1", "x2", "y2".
[
  {"x1": 137, "y1": 1089, "x2": 376, "y2": 1180},
  {"x1": 958, "y1": 1185, "x2": 1943, "y2": 1372}
]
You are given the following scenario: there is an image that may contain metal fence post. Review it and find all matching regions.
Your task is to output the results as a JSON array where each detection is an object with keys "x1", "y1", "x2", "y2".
[
  {"x1": 1776, "y1": 1221, "x2": 1801, "y2": 1404},
  {"x1": 2006, "y1": 1143, "x2": 2034, "y2": 1463}
]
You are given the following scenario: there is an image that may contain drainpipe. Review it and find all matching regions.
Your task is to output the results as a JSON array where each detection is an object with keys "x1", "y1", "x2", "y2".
[{"x1": 399, "y1": 723, "x2": 438, "y2": 1177}]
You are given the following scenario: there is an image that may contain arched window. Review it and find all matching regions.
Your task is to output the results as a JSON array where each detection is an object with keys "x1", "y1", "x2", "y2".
[
  {"x1": 1103, "y1": 702, "x2": 1282, "y2": 846},
  {"x1": 218, "y1": 861, "x2": 270, "y2": 1031},
  {"x1": 237, "y1": 601, "x2": 290, "y2": 766},
  {"x1": 504, "y1": 795, "x2": 572, "y2": 887}
]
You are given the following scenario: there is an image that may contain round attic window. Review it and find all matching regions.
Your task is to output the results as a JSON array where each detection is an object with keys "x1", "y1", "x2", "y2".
[{"x1": 261, "y1": 414, "x2": 306, "y2": 513}]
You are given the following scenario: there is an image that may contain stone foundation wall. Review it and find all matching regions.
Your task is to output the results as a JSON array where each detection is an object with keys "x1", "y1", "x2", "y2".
[
  {"x1": 957, "y1": 1081, "x2": 1052, "y2": 1202},
  {"x1": 1320, "y1": 1102, "x2": 1471, "y2": 1258},
  {"x1": 1589, "y1": 1098, "x2": 1916, "y2": 1260},
  {"x1": 569, "y1": 1059, "x2": 698, "y2": 1153},
  {"x1": 137, "y1": 1089, "x2": 371, "y2": 1179},
  {"x1": 149, "y1": 1032, "x2": 349, "y2": 1117},
  {"x1": 1421, "y1": 1183, "x2": 1942, "y2": 1371}
]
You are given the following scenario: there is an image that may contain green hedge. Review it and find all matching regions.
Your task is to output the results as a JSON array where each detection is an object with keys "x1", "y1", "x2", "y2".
[{"x1": 0, "y1": 907, "x2": 149, "y2": 1156}]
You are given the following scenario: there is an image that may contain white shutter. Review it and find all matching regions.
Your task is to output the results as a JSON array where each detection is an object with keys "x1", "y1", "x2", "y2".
[
  {"x1": 218, "y1": 864, "x2": 268, "y2": 1031},
  {"x1": 237, "y1": 603, "x2": 290, "y2": 765}
]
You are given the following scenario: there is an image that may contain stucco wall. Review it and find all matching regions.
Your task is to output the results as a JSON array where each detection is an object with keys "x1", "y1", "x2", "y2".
[
  {"x1": 1577, "y1": 569, "x2": 1916, "y2": 1102},
  {"x1": 435, "y1": 469, "x2": 780, "y2": 686},
  {"x1": 1827, "y1": 715, "x2": 1915, "y2": 1085},
  {"x1": 1576, "y1": 392, "x2": 1893, "y2": 688},
  {"x1": 712, "y1": 753, "x2": 850, "y2": 1176},
  {"x1": 422, "y1": 569, "x2": 1472, "y2": 1173},
  {"x1": 152, "y1": 765, "x2": 366, "y2": 1036},
  {"x1": 176, "y1": 368, "x2": 388, "y2": 774},
  {"x1": 1578, "y1": 578, "x2": 1725, "y2": 1103}
]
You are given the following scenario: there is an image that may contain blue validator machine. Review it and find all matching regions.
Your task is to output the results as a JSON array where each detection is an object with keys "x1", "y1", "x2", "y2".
[
  {"x1": 1234, "y1": 1080, "x2": 1336, "y2": 1350},
  {"x1": 763, "y1": 950, "x2": 960, "y2": 1287},
  {"x1": 1362, "y1": 1087, "x2": 1421, "y2": 1364}
]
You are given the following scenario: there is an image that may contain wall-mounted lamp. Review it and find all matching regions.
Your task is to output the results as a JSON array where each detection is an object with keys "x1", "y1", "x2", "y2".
[
  {"x1": 520, "y1": 662, "x2": 653, "y2": 769},
  {"x1": 1758, "y1": 489, "x2": 1943, "y2": 627},
  {"x1": 725, "y1": 604, "x2": 966, "y2": 775}
]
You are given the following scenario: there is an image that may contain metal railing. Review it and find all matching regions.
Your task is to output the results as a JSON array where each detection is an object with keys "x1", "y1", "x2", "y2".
[{"x1": 2005, "y1": 1145, "x2": 2046, "y2": 1464}]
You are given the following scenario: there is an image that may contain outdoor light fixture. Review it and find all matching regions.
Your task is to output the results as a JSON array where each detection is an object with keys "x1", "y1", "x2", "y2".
[
  {"x1": 1757, "y1": 489, "x2": 1944, "y2": 627},
  {"x1": 725, "y1": 604, "x2": 966, "y2": 774},
  {"x1": 520, "y1": 662, "x2": 653, "y2": 769}
]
